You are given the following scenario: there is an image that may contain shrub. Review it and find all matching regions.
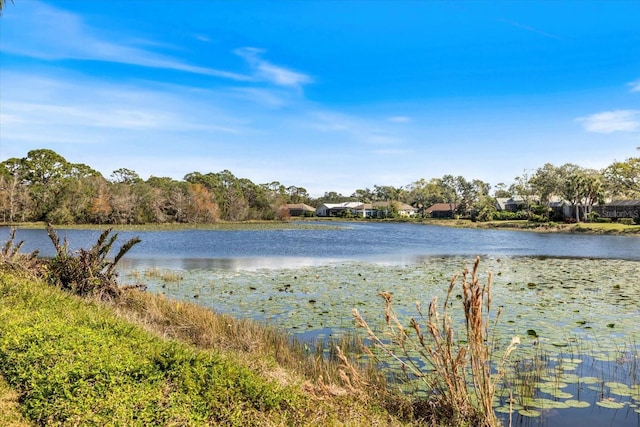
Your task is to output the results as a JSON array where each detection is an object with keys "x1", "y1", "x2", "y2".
[
  {"x1": 46, "y1": 225, "x2": 144, "y2": 300},
  {"x1": 529, "y1": 214, "x2": 546, "y2": 223},
  {"x1": 493, "y1": 211, "x2": 527, "y2": 221},
  {"x1": 587, "y1": 211, "x2": 600, "y2": 223}
]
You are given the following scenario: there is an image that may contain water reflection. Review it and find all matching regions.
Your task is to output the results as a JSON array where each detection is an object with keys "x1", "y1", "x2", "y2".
[
  {"x1": 3, "y1": 222, "x2": 640, "y2": 270},
  {"x1": 119, "y1": 256, "x2": 347, "y2": 272}
]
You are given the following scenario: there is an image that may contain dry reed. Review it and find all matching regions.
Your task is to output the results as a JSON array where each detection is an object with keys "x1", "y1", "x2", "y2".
[
  {"x1": 0, "y1": 228, "x2": 40, "y2": 275},
  {"x1": 353, "y1": 257, "x2": 519, "y2": 427}
]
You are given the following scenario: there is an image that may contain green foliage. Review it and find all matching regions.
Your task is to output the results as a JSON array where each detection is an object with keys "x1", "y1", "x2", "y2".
[
  {"x1": 493, "y1": 211, "x2": 528, "y2": 221},
  {"x1": 2, "y1": 147, "x2": 638, "y2": 225},
  {"x1": 0, "y1": 273, "x2": 299, "y2": 426},
  {"x1": 604, "y1": 157, "x2": 640, "y2": 198},
  {"x1": 46, "y1": 225, "x2": 142, "y2": 299}
]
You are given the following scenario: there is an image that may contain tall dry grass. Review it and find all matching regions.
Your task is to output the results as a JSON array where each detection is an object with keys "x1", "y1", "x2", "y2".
[
  {"x1": 353, "y1": 257, "x2": 519, "y2": 426},
  {"x1": 113, "y1": 289, "x2": 389, "y2": 397},
  {"x1": 0, "y1": 228, "x2": 40, "y2": 275}
]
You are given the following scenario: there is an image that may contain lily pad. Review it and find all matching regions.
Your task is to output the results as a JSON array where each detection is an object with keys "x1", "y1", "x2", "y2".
[
  {"x1": 596, "y1": 400, "x2": 625, "y2": 409},
  {"x1": 519, "y1": 409, "x2": 542, "y2": 417},
  {"x1": 547, "y1": 390, "x2": 574, "y2": 399},
  {"x1": 565, "y1": 399, "x2": 591, "y2": 408}
]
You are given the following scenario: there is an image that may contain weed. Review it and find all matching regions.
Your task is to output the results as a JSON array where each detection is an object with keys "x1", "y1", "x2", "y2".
[
  {"x1": 142, "y1": 267, "x2": 183, "y2": 282},
  {"x1": 0, "y1": 228, "x2": 40, "y2": 276},
  {"x1": 353, "y1": 257, "x2": 519, "y2": 426}
]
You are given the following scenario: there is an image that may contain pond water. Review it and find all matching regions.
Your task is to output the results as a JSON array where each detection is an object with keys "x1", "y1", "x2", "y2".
[
  {"x1": 4, "y1": 221, "x2": 640, "y2": 264},
  {"x1": 2, "y1": 222, "x2": 639, "y2": 426}
]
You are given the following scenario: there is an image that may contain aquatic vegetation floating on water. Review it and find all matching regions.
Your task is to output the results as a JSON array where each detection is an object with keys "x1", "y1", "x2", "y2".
[{"x1": 122, "y1": 255, "x2": 640, "y2": 424}]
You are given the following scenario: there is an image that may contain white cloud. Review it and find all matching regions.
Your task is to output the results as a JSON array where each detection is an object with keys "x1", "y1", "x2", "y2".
[
  {"x1": 234, "y1": 47, "x2": 312, "y2": 88},
  {"x1": 302, "y1": 111, "x2": 406, "y2": 148},
  {"x1": 231, "y1": 88, "x2": 298, "y2": 108},
  {"x1": 387, "y1": 116, "x2": 412, "y2": 123},
  {"x1": 630, "y1": 79, "x2": 640, "y2": 93},
  {"x1": 0, "y1": 1, "x2": 249, "y2": 81},
  {"x1": 576, "y1": 110, "x2": 640, "y2": 133}
]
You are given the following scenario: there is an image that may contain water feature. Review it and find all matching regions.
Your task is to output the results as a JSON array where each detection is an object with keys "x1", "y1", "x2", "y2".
[
  {"x1": 2, "y1": 222, "x2": 639, "y2": 426},
  {"x1": 4, "y1": 221, "x2": 640, "y2": 264}
]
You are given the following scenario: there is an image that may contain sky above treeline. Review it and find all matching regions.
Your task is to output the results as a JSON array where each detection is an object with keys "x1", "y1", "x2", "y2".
[{"x1": 1, "y1": 1, "x2": 639, "y2": 196}]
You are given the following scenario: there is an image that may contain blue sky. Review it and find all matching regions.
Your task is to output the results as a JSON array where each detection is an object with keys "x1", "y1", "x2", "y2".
[{"x1": 1, "y1": 1, "x2": 639, "y2": 196}]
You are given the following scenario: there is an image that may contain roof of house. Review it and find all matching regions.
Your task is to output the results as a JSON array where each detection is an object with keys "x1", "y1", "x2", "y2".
[
  {"x1": 600, "y1": 200, "x2": 640, "y2": 207},
  {"x1": 426, "y1": 203, "x2": 458, "y2": 213},
  {"x1": 371, "y1": 201, "x2": 417, "y2": 211},
  {"x1": 317, "y1": 202, "x2": 361, "y2": 210},
  {"x1": 318, "y1": 201, "x2": 417, "y2": 211},
  {"x1": 285, "y1": 203, "x2": 315, "y2": 211}
]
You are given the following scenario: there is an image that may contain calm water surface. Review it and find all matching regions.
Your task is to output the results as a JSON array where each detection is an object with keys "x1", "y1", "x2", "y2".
[{"x1": 3, "y1": 222, "x2": 640, "y2": 269}]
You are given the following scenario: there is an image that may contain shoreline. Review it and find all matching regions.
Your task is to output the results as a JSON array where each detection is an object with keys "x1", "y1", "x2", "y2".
[{"x1": 1, "y1": 218, "x2": 639, "y2": 236}]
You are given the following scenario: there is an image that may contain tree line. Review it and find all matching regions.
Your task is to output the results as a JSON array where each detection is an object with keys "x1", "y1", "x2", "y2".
[{"x1": 1, "y1": 148, "x2": 638, "y2": 224}]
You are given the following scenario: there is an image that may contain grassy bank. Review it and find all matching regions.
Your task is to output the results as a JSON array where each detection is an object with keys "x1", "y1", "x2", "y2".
[
  {"x1": 418, "y1": 218, "x2": 640, "y2": 235},
  {"x1": 0, "y1": 272, "x2": 416, "y2": 426}
]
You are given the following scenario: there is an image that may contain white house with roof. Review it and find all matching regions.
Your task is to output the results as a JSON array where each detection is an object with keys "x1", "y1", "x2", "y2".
[{"x1": 316, "y1": 201, "x2": 418, "y2": 218}]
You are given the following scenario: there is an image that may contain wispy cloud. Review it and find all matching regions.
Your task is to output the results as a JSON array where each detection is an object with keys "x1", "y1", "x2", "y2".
[
  {"x1": 0, "y1": 1, "x2": 249, "y2": 81},
  {"x1": 306, "y1": 111, "x2": 404, "y2": 145},
  {"x1": 1, "y1": 2, "x2": 314, "y2": 89},
  {"x1": 0, "y1": 71, "x2": 246, "y2": 152},
  {"x1": 576, "y1": 110, "x2": 640, "y2": 133},
  {"x1": 497, "y1": 18, "x2": 562, "y2": 40},
  {"x1": 234, "y1": 48, "x2": 312, "y2": 88},
  {"x1": 231, "y1": 88, "x2": 296, "y2": 108},
  {"x1": 387, "y1": 116, "x2": 412, "y2": 123},
  {"x1": 629, "y1": 79, "x2": 640, "y2": 93}
]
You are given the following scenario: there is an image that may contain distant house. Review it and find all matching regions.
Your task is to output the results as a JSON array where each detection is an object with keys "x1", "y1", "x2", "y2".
[
  {"x1": 370, "y1": 201, "x2": 418, "y2": 218},
  {"x1": 495, "y1": 198, "x2": 509, "y2": 211},
  {"x1": 425, "y1": 203, "x2": 459, "y2": 219},
  {"x1": 315, "y1": 201, "x2": 418, "y2": 218},
  {"x1": 315, "y1": 202, "x2": 362, "y2": 217},
  {"x1": 285, "y1": 203, "x2": 316, "y2": 217},
  {"x1": 548, "y1": 198, "x2": 572, "y2": 219},
  {"x1": 594, "y1": 200, "x2": 640, "y2": 219},
  {"x1": 495, "y1": 197, "x2": 527, "y2": 212}
]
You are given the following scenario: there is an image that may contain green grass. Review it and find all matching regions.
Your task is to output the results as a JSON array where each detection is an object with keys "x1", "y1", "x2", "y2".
[
  {"x1": 0, "y1": 272, "x2": 302, "y2": 426},
  {"x1": 422, "y1": 218, "x2": 640, "y2": 235},
  {"x1": 571, "y1": 221, "x2": 640, "y2": 234},
  {"x1": 0, "y1": 271, "x2": 421, "y2": 426}
]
